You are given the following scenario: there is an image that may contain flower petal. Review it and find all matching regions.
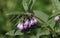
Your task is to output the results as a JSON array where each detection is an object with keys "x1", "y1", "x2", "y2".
[
  {"x1": 17, "y1": 22, "x2": 23, "y2": 30},
  {"x1": 24, "y1": 19, "x2": 29, "y2": 29}
]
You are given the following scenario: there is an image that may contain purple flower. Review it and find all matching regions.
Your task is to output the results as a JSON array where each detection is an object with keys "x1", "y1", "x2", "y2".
[
  {"x1": 54, "y1": 16, "x2": 59, "y2": 21},
  {"x1": 32, "y1": 17, "x2": 37, "y2": 24},
  {"x1": 17, "y1": 16, "x2": 37, "y2": 30},
  {"x1": 29, "y1": 17, "x2": 37, "y2": 27},
  {"x1": 29, "y1": 19, "x2": 34, "y2": 27},
  {"x1": 17, "y1": 22, "x2": 23, "y2": 30},
  {"x1": 24, "y1": 19, "x2": 29, "y2": 29}
]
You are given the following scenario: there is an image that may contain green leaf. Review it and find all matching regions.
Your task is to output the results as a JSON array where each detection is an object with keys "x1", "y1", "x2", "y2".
[
  {"x1": 55, "y1": 28, "x2": 60, "y2": 33},
  {"x1": 50, "y1": 11, "x2": 60, "y2": 18},
  {"x1": 37, "y1": 28, "x2": 50, "y2": 36},
  {"x1": 34, "y1": 10, "x2": 49, "y2": 22},
  {"x1": 22, "y1": 0, "x2": 28, "y2": 11},
  {"x1": 28, "y1": 0, "x2": 36, "y2": 10},
  {"x1": 55, "y1": 21, "x2": 60, "y2": 33},
  {"x1": 6, "y1": 30, "x2": 15, "y2": 36},
  {"x1": 15, "y1": 30, "x2": 23, "y2": 35},
  {"x1": 29, "y1": 35, "x2": 36, "y2": 38},
  {"x1": 40, "y1": 28, "x2": 50, "y2": 35},
  {"x1": 6, "y1": 30, "x2": 23, "y2": 36},
  {"x1": 6, "y1": 11, "x2": 25, "y2": 16},
  {"x1": 48, "y1": 18, "x2": 55, "y2": 28},
  {"x1": 52, "y1": 0, "x2": 60, "y2": 10}
]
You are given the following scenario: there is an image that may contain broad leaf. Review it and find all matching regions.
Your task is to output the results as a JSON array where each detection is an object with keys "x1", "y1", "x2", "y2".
[
  {"x1": 6, "y1": 30, "x2": 23, "y2": 36},
  {"x1": 6, "y1": 30, "x2": 15, "y2": 36},
  {"x1": 40, "y1": 29, "x2": 50, "y2": 35},
  {"x1": 48, "y1": 18, "x2": 55, "y2": 28},
  {"x1": 51, "y1": 0, "x2": 60, "y2": 10},
  {"x1": 37, "y1": 28, "x2": 50, "y2": 36},
  {"x1": 34, "y1": 10, "x2": 49, "y2": 22},
  {"x1": 15, "y1": 30, "x2": 23, "y2": 35}
]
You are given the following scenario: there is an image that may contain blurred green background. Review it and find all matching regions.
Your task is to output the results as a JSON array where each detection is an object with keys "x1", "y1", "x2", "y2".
[{"x1": 0, "y1": 0, "x2": 53, "y2": 38}]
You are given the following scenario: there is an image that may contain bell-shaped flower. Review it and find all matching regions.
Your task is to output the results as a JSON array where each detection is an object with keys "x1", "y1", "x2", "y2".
[
  {"x1": 17, "y1": 22, "x2": 23, "y2": 30},
  {"x1": 29, "y1": 17, "x2": 37, "y2": 27},
  {"x1": 24, "y1": 19, "x2": 29, "y2": 29}
]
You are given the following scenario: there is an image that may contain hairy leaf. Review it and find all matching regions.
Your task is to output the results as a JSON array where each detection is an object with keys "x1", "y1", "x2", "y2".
[{"x1": 34, "y1": 10, "x2": 49, "y2": 23}]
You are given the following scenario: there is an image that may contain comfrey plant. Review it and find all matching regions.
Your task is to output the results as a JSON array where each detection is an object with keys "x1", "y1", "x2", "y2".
[
  {"x1": 17, "y1": 13, "x2": 37, "y2": 30},
  {"x1": 6, "y1": 0, "x2": 60, "y2": 38}
]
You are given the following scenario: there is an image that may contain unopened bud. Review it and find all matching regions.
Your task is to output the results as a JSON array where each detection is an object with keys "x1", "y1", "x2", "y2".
[{"x1": 54, "y1": 16, "x2": 59, "y2": 21}]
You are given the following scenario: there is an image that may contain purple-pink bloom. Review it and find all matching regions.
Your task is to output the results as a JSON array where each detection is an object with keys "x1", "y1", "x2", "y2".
[
  {"x1": 29, "y1": 17, "x2": 37, "y2": 27},
  {"x1": 54, "y1": 16, "x2": 59, "y2": 21},
  {"x1": 17, "y1": 22, "x2": 23, "y2": 30},
  {"x1": 24, "y1": 19, "x2": 29, "y2": 29},
  {"x1": 32, "y1": 17, "x2": 37, "y2": 24},
  {"x1": 29, "y1": 19, "x2": 34, "y2": 27}
]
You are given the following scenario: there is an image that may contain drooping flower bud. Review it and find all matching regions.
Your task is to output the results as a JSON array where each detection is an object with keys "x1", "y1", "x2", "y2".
[
  {"x1": 54, "y1": 16, "x2": 60, "y2": 21},
  {"x1": 24, "y1": 19, "x2": 29, "y2": 29},
  {"x1": 17, "y1": 22, "x2": 23, "y2": 30}
]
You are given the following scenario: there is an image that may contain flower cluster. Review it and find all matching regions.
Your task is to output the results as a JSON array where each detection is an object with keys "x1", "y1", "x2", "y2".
[{"x1": 17, "y1": 13, "x2": 37, "y2": 30}]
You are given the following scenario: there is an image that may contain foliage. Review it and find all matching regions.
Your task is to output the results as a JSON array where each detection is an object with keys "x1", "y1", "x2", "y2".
[{"x1": 0, "y1": 0, "x2": 60, "y2": 38}]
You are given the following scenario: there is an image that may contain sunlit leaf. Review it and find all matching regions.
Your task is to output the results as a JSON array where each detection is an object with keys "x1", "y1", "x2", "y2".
[
  {"x1": 15, "y1": 30, "x2": 23, "y2": 35},
  {"x1": 48, "y1": 18, "x2": 55, "y2": 28},
  {"x1": 51, "y1": 0, "x2": 60, "y2": 10},
  {"x1": 6, "y1": 30, "x2": 23, "y2": 36},
  {"x1": 34, "y1": 10, "x2": 49, "y2": 22},
  {"x1": 6, "y1": 30, "x2": 15, "y2": 36}
]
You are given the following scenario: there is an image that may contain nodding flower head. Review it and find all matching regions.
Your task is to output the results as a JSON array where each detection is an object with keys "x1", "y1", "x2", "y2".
[
  {"x1": 17, "y1": 13, "x2": 38, "y2": 30},
  {"x1": 17, "y1": 22, "x2": 23, "y2": 30},
  {"x1": 54, "y1": 16, "x2": 60, "y2": 21},
  {"x1": 24, "y1": 19, "x2": 29, "y2": 29}
]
